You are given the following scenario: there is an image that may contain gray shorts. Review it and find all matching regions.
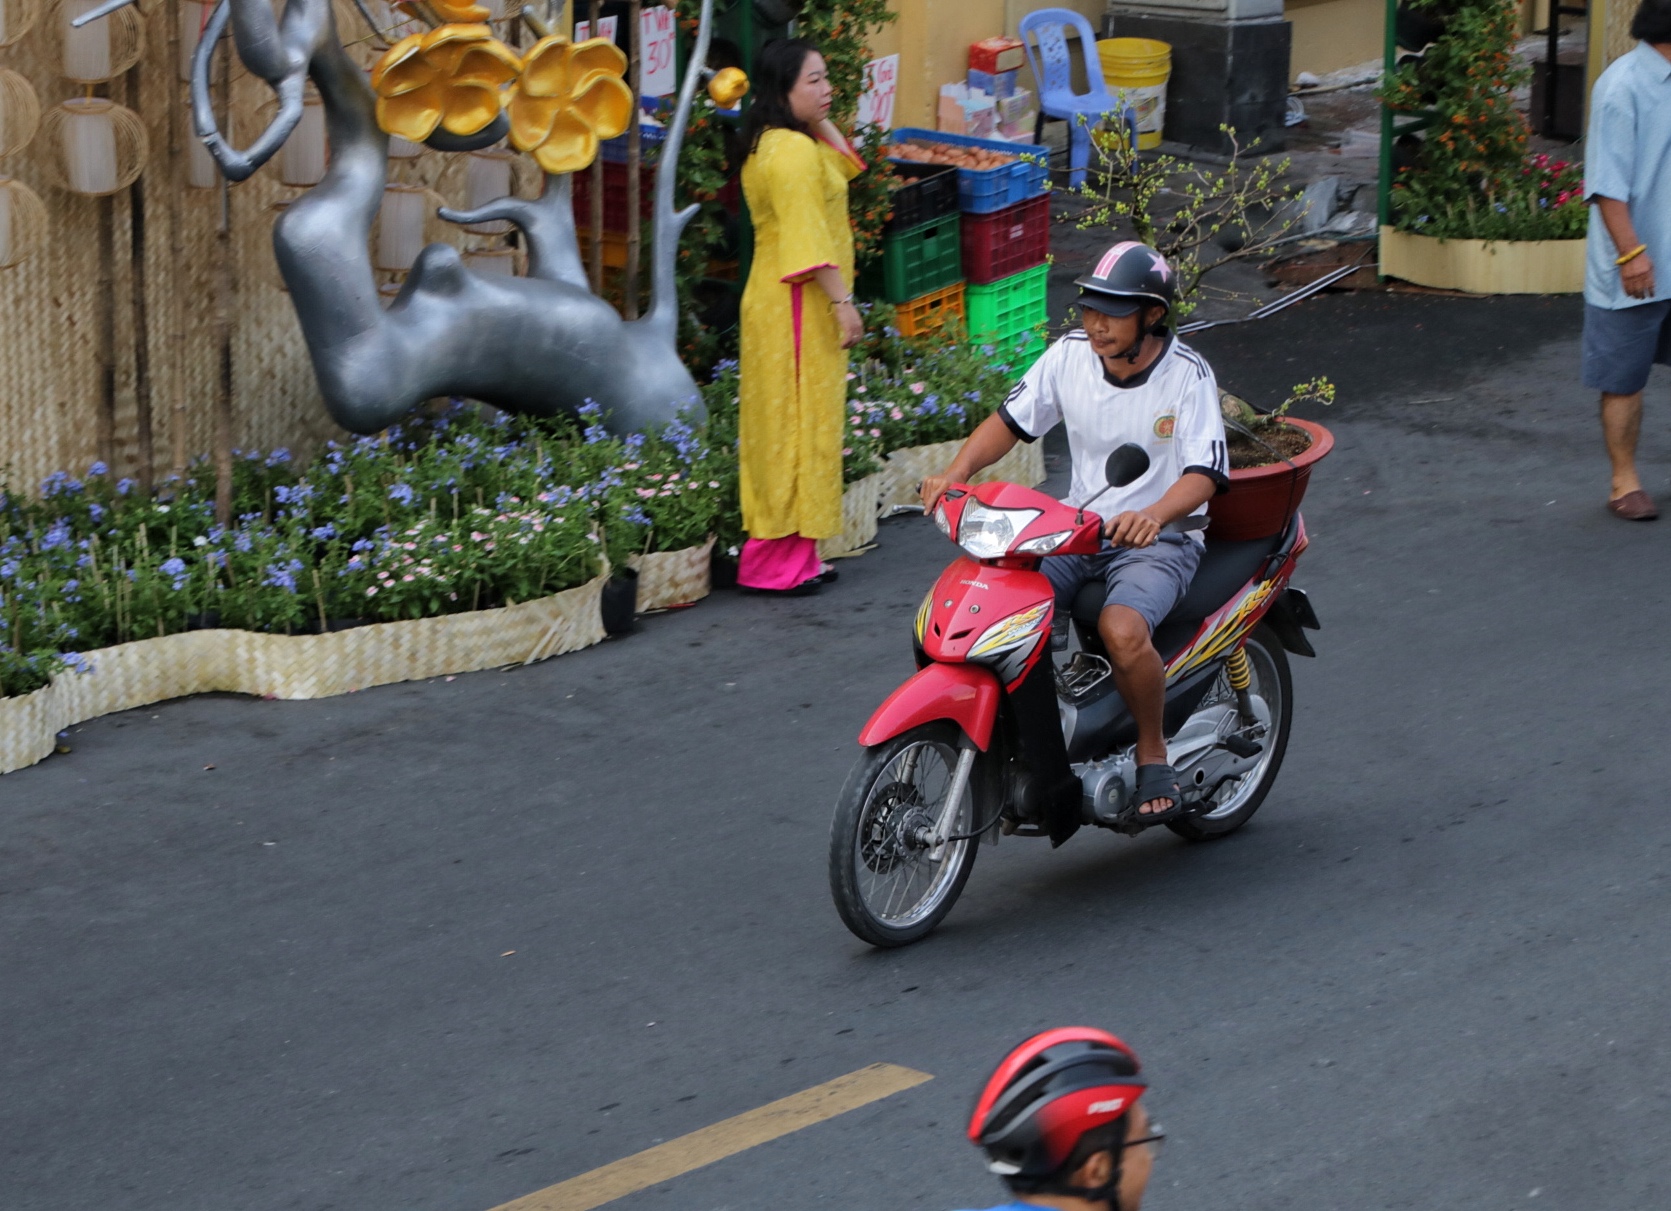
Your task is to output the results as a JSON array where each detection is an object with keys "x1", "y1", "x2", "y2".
[
  {"x1": 1042, "y1": 534, "x2": 1202, "y2": 633},
  {"x1": 1582, "y1": 300, "x2": 1671, "y2": 394}
]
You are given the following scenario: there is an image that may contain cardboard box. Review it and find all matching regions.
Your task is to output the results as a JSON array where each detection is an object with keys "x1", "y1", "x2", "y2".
[
  {"x1": 970, "y1": 36, "x2": 1025, "y2": 74},
  {"x1": 967, "y1": 67, "x2": 1019, "y2": 99},
  {"x1": 938, "y1": 82, "x2": 996, "y2": 137}
]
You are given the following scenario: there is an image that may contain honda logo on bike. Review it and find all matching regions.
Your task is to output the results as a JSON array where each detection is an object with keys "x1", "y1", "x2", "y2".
[
  {"x1": 959, "y1": 579, "x2": 989, "y2": 590},
  {"x1": 1086, "y1": 1097, "x2": 1128, "y2": 1115}
]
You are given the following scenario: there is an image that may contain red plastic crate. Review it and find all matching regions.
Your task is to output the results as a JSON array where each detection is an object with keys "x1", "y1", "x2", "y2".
[
  {"x1": 572, "y1": 161, "x2": 656, "y2": 234},
  {"x1": 960, "y1": 193, "x2": 1049, "y2": 285}
]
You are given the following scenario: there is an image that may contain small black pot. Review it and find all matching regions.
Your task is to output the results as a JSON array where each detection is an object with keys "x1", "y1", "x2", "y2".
[
  {"x1": 601, "y1": 567, "x2": 639, "y2": 636},
  {"x1": 710, "y1": 549, "x2": 740, "y2": 590}
]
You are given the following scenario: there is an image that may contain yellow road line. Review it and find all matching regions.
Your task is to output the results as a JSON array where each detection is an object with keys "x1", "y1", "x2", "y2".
[{"x1": 487, "y1": 1062, "x2": 934, "y2": 1211}]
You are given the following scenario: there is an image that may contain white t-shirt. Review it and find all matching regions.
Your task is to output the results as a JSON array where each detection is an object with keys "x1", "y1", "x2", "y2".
[{"x1": 998, "y1": 331, "x2": 1230, "y2": 537}]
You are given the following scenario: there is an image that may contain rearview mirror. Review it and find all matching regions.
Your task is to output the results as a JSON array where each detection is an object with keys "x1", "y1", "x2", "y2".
[{"x1": 1105, "y1": 443, "x2": 1150, "y2": 488}]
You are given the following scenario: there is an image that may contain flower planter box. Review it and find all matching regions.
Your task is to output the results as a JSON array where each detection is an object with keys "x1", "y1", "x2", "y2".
[
  {"x1": 818, "y1": 469, "x2": 898, "y2": 561},
  {"x1": 0, "y1": 574, "x2": 610, "y2": 776},
  {"x1": 877, "y1": 436, "x2": 1048, "y2": 515},
  {"x1": 1378, "y1": 226, "x2": 1584, "y2": 295},
  {"x1": 627, "y1": 538, "x2": 715, "y2": 611},
  {"x1": 1207, "y1": 418, "x2": 1334, "y2": 542}
]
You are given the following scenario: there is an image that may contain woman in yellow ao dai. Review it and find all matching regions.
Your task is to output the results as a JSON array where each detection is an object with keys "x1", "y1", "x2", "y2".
[{"x1": 735, "y1": 40, "x2": 866, "y2": 593}]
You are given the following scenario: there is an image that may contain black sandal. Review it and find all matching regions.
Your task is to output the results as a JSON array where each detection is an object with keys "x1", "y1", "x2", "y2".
[{"x1": 1118, "y1": 763, "x2": 1184, "y2": 827}]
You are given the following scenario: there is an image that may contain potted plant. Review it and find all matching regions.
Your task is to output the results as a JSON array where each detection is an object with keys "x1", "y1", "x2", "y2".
[
  {"x1": 1210, "y1": 379, "x2": 1336, "y2": 541},
  {"x1": 1377, "y1": 0, "x2": 1587, "y2": 293}
]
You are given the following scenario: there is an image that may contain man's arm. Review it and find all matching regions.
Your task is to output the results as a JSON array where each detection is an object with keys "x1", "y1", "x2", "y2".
[
  {"x1": 1106, "y1": 472, "x2": 1217, "y2": 548},
  {"x1": 918, "y1": 412, "x2": 1019, "y2": 510},
  {"x1": 1595, "y1": 196, "x2": 1656, "y2": 300}
]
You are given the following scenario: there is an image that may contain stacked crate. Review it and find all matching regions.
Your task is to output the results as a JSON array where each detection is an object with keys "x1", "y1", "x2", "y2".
[
  {"x1": 878, "y1": 128, "x2": 1052, "y2": 374},
  {"x1": 860, "y1": 162, "x2": 964, "y2": 330}
]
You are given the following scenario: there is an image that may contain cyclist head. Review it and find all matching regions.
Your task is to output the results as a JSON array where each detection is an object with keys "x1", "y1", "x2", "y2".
[
  {"x1": 1073, "y1": 242, "x2": 1176, "y2": 363},
  {"x1": 968, "y1": 1027, "x2": 1157, "y2": 1210}
]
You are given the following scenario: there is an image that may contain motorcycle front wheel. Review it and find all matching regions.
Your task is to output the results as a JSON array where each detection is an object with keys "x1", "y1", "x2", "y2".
[
  {"x1": 1168, "y1": 623, "x2": 1293, "y2": 842},
  {"x1": 828, "y1": 722, "x2": 987, "y2": 947}
]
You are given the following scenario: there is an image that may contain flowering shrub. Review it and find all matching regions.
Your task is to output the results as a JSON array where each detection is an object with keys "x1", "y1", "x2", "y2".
[
  {"x1": 0, "y1": 405, "x2": 720, "y2": 696},
  {"x1": 1381, "y1": 0, "x2": 1585, "y2": 240},
  {"x1": 1, "y1": 327, "x2": 1027, "y2": 697}
]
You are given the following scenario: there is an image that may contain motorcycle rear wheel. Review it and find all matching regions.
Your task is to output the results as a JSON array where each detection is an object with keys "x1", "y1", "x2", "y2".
[
  {"x1": 1168, "y1": 623, "x2": 1293, "y2": 842},
  {"x1": 828, "y1": 722, "x2": 986, "y2": 947}
]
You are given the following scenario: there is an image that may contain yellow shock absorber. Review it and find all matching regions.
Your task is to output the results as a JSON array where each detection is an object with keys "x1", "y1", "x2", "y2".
[
  {"x1": 1225, "y1": 646, "x2": 1252, "y2": 692},
  {"x1": 1226, "y1": 645, "x2": 1255, "y2": 723}
]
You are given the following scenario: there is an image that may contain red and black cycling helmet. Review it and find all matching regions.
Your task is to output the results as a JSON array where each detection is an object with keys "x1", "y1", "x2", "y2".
[
  {"x1": 1073, "y1": 241, "x2": 1176, "y2": 320},
  {"x1": 968, "y1": 1026, "x2": 1147, "y2": 1180}
]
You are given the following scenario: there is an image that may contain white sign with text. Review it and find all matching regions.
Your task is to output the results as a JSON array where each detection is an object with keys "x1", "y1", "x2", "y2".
[{"x1": 856, "y1": 54, "x2": 899, "y2": 131}]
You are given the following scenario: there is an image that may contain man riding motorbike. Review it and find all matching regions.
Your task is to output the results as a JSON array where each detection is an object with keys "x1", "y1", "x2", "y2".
[
  {"x1": 920, "y1": 242, "x2": 1230, "y2": 824},
  {"x1": 956, "y1": 1027, "x2": 1162, "y2": 1211}
]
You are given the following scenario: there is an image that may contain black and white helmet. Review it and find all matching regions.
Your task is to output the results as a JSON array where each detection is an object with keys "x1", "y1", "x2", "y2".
[{"x1": 1073, "y1": 241, "x2": 1176, "y2": 320}]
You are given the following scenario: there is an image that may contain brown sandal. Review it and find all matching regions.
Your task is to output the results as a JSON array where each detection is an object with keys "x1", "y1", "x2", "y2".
[{"x1": 1608, "y1": 490, "x2": 1659, "y2": 521}]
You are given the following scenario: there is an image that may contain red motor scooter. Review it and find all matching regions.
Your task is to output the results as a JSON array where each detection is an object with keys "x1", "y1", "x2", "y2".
[{"x1": 827, "y1": 445, "x2": 1320, "y2": 947}]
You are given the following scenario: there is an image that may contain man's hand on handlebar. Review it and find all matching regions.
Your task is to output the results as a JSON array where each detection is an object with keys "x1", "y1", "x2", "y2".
[
  {"x1": 919, "y1": 473, "x2": 956, "y2": 513},
  {"x1": 1105, "y1": 509, "x2": 1164, "y2": 548}
]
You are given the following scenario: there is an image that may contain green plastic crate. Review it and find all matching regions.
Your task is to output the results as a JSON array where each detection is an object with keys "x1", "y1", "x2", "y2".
[
  {"x1": 860, "y1": 214, "x2": 962, "y2": 304},
  {"x1": 965, "y1": 262, "x2": 1049, "y2": 343}
]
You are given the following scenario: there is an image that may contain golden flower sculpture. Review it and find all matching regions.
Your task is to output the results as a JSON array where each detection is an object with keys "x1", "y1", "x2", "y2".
[
  {"x1": 506, "y1": 35, "x2": 633, "y2": 175},
  {"x1": 371, "y1": 24, "x2": 521, "y2": 143},
  {"x1": 707, "y1": 67, "x2": 749, "y2": 109}
]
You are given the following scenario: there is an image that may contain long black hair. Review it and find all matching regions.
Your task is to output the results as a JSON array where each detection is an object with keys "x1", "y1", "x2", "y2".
[{"x1": 735, "y1": 39, "x2": 820, "y2": 164}]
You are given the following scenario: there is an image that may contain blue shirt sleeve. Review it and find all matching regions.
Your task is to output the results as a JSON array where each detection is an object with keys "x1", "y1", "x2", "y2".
[{"x1": 1585, "y1": 83, "x2": 1635, "y2": 205}]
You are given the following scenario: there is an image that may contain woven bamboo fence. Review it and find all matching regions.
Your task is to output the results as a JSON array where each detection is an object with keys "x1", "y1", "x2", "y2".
[
  {"x1": 0, "y1": 569, "x2": 607, "y2": 773},
  {"x1": 0, "y1": 0, "x2": 542, "y2": 492}
]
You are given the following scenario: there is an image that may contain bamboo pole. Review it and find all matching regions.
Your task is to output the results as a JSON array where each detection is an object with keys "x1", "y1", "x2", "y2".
[
  {"x1": 586, "y1": 0, "x2": 603, "y2": 294},
  {"x1": 96, "y1": 192, "x2": 116, "y2": 473},
  {"x1": 623, "y1": 0, "x2": 641, "y2": 319},
  {"x1": 211, "y1": 38, "x2": 234, "y2": 526},
  {"x1": 126, "y1": 67, "x2": 155, "y2": 495},
  {"x1": 163, "y1": 0, "x2": 190, "y2": 479}
]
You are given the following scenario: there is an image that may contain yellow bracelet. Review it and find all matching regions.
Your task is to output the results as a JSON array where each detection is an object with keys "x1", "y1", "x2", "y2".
[{"x1": 1617, "y1": 243, "x2": 1648, "y2": 266}]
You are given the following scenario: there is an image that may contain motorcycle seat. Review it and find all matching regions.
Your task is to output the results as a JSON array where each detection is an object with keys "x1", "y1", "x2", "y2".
[{"x1": 1069, "y1": 532, "x2": 1286, "y2": 661}]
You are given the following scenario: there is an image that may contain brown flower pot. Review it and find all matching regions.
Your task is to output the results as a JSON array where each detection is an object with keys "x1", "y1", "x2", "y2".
[{"x1": 1207, "y1": 418, "x2": 1335, "y2": 541}]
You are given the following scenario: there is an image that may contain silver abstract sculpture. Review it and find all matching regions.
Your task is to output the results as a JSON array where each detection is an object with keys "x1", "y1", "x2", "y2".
[{"x1": 188, "y1": 0, "x2": 710, "y2": 435}]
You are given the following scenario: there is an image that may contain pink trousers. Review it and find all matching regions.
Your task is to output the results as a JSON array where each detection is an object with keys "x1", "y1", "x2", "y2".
[{"x1": 737, "y1": 535, "x2": 822, "y2": 590}]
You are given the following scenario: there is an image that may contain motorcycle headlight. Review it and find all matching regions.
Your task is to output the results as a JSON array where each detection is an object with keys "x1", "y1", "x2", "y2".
[
  {"x1": 1015, "y1": 529, "x2": 1073, "y2": 555},
  {"x1": 968, "y1": 601, "x2": 1052, "y2": 659},
  {"x1": 933, "y1": 500, "x2": 952, "y2": 538},
  {"x1": 958, "y1": 502, "x2": 1042, "y2": 559}
]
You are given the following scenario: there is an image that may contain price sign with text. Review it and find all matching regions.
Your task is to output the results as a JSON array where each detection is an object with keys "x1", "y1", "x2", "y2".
[
  {"x1": 573, "y1": 15, "x2": 618, "y2": 42},
  {"x1": 640, "y1": 5, "x2": 677, "y2": 98},
  {"x1": 856, "y1": 55, "x2": 899, "y2": 131}
]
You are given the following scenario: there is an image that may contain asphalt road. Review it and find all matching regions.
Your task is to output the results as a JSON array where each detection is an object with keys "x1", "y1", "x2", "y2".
[{"x1": 7, "y1": 291, "x2": 1671, "y2": 1211}]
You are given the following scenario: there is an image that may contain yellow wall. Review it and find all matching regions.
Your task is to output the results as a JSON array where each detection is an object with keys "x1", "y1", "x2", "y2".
[
  {"x1": 867, "y1": 0, "x2": 1105, "y2": 132},
  {"x1": 1287, "y1": 0, "x2": 1383, "y2": 79}
]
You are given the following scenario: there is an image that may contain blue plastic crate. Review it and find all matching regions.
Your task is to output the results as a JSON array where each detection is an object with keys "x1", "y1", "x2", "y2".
[{"x1": 887, "y1": 127, "x2": 1048, "y2": 215}]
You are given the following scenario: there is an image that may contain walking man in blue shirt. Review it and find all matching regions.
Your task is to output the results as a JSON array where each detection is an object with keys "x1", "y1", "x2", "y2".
[{"x1": 1585, "y1": 0, "x2": 1671, "y2": 520}]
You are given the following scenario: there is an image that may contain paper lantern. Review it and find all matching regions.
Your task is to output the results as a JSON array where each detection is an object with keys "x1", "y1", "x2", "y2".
[
  {"x1": 178, "y1": 0, "x2": 213, "y2": 82},
  {"x1": 41, "y1": 97, "x2": 148, "y2": 195},
  {"x1": 0, "y1": 176, "x2": 48, "y2": 268},
  {"x1": 279, "y1": 90, "x2": 327, "y2": 186},
  {"x1": 464, "y1": 148, "x2": 513, "y2": 234},
  {"x1": 54, "y1": 0, "x2": 144, "y2": 84},
  {"x1": 0, "y1": 68, "x2": 40, "y2": 158},
  {"x1": 464, "y1": 246, "x2": 516, "y2": 276},
  {"x1": 0, "y1": 0, "x2": 43, "y2": 49},
  {"x1": 375, "y1": 182, "x2": 429, "y2": 271}
]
